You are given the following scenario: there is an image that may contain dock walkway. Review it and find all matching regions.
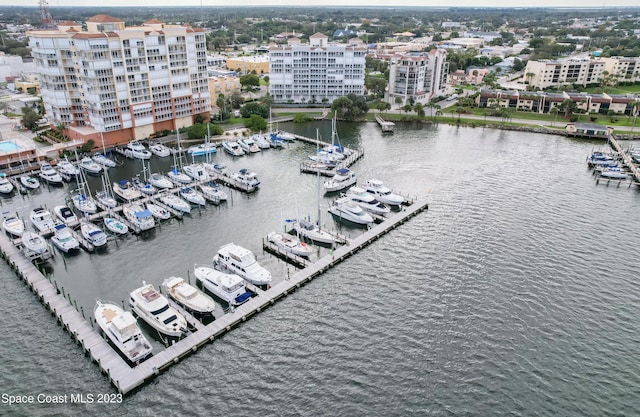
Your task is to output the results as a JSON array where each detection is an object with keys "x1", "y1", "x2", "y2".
[
  {"x1": 0, "y1": 192, "x2": 428, "y2": 395},
  {"x1": 375, "y1": 115, "x2": 395, "y2": 132}
]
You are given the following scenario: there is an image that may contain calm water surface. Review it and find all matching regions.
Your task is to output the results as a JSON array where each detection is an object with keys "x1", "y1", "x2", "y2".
[{"x1": 0, "y1": 122, "x2": 639, "y2": 416}]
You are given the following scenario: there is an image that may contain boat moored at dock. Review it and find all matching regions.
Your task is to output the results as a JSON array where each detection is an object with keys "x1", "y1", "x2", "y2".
[
  {"x1": 122, "y1": 204, "x2": 155, "y2": 231},
  {"x1": 161, "y1": 276, "x2": 215, "y2": 317},
  {"x1": 267, "y1": 231, "x2": 313, "y2": 257},
  {"x1": 104, "y1": 217, "x2": 129, "y2": 235},
  {"x1": 113, "y1": 180, "x2": 143, "y2": 202},
  {"x1": 194, "y1": 265, "x2": 252, "y2": 306},
  {"x1": 328, "y1": 197, "x2": 374, "y2": 226},
  {"x1": 129, "y1": 282, "x2": 188, "y2": 339},
  {"x1": 2, "y1": 215, "x2": 25, "y2": 238},
  {"x1": 363, "y1": 179, "x2": 405, "y2": 206},
  {"x1": 222, "y1": 141, "x2": 245, "y2": 156},
  {"x1": 213, "y1": 243, "x2": 272, "y2": 287},
  {"x1": 345, "y1": 186, "x2": 390, "y2": 215},
  {"x1": 230, "y1": 168, "x2": 260, "y2": 191},
  {"x1": 158, "y1": 193, "x2": 191, "y2": 214},
  {"x1": 39, "y1": 163, "x2": 64, "y2": 186},
  {"x1": 53, "y1": 205, "x2": 78, "y2": 226},
  {"x1": 80, "y1": 221, "x2": 108, "y2": 247},
  {"x1": 50, "y1": 223, "x2": 80, "y2": 253},
  {"x1": 149, "y1": 143, "x2": 171, "y2": 158},
  {"x1": 323, "y1": 168, "x2": 357, "y2": 193},
  {"x1": 30, "y1": 207, "x2": 56, "y2": 234}
]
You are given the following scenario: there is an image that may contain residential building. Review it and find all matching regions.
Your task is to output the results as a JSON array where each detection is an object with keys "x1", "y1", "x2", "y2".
[
  {"x1": 600, "y1": 56, "x2": 640, "y2": 83},
  {"x1": 386, "y1": 49, "x2": 449, "y2": 106},
  {"x1": 226, "y1": 55, "x2": 270, "y2": 75},
  {"x1": 208, "y1": 74, "x2": 241, "y2": 98},
  {"x1": 523, "y1": 58, "x2": 606, "y2": 89},
  {"x1": 268, "y1": 33, "x2": 366, "y2": 104},
  {"x1": 27, "y1": 15, "x2": 210, "y2": 147}
]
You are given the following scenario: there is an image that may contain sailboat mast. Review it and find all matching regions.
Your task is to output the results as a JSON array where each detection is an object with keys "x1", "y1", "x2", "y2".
[{"x1": 316, "y1": 129, "x2": 321, "y2": 228}]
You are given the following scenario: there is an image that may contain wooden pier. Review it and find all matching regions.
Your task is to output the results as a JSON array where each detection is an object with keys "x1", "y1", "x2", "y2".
[
  {"x1": 608, "y1": 135, "x2": 640, "y2": 185},
  {"x1": 375, "y1": 115, "x2": 395, "y2": 132},
  {"x1": 0, "y1": 180, "x2": 428, "y2": 395}
]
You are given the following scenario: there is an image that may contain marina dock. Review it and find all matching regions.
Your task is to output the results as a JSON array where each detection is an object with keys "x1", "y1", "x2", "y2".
[
  {"x1": 607, "y1": 135, "x2": 640, "y2": 185},
  {"x1": 375, "y1": 115, "x2": 395, "y2": 132},
  {"x1": 0, "y1": 195, "x2": 429, "y2": 395}
]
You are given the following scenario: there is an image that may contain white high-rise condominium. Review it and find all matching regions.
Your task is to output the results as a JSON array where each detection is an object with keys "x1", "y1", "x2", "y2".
[
  {"x1": 387, "y1": 49, "x2": 449, "y2": 107},
  {"x1": 269, "y1": 33, "x2": 366, "y2": 104},
  {"x1": 27, "y1": 15, "x2": 210, "y2": 146}
]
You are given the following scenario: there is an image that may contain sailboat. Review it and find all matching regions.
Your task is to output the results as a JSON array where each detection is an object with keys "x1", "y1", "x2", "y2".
[
  {"x1": 167, "y1": 129, "x2": 192, "y2": 185},
  {"x1": 292, "y1": 130, "x2": 337, "y2": 245},
  {"x1": 71, "y1": 152, "x2": 98, "y2": 215},
  {"x1": 95, "y1": 167, "x2": 118, "y2": 209}
]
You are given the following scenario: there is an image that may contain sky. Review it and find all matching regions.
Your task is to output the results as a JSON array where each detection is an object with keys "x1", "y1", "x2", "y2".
[{"x1": 0, "y1": 0, "x2": 639, "y2": 8}]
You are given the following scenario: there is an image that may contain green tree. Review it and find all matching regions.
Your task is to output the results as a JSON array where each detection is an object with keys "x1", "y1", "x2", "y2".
[
  {"x1": 414, "y1": 102, "x2": 425, "y2": 118},
  {"x1": 21, "y1": 107, "x2": 40, "y2": 131},
  {"x1": 364, "y1": 76, "x2": 387, "y2": 99},
  {"x1": 186, "y1": 123, "x2": 207, "y2": 139},
  {"x1": 194, "y1": 113, "x2": 207, "y2": 125},
  {"x1": 263, "y1": 76, "x2": 270, "y2": 85},
  {"x1": 244, "y1": 114, "x2": 267, "y2": 131},
  {"x1": 239, "y1": 74, "x2": 260, "y2": 91},
  {"x1": 293, "y1": 113, "x2": 311, "y2": 123},
  {"x1": 240, "y1": 101, "x2": 269, "y2": 119},
  {"x1": 230, "y1": 91, "x2": 244, "y2": 109}
]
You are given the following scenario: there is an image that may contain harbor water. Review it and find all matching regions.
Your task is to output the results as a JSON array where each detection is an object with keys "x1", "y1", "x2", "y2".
[{"x1": 0, "y1": 122, "x2": 639, "y2": 416}]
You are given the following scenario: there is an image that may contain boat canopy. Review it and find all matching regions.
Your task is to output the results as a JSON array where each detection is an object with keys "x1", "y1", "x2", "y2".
[
  {"x1": 134, "y1": 209, "x2": 153, "y2": 218},
  {"x1": 337, "y1": 168, "x2": 351, "y2": 175}
]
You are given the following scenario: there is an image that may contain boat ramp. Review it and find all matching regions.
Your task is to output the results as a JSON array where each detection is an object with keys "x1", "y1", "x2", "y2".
[{"x1": 0, "y1": 195, "x2": 429, "y2": 395}]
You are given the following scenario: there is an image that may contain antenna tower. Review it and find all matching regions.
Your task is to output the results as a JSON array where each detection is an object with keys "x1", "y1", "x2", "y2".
[{"x1": 39, "y1": 0, "x2": 54, "y2": 28}]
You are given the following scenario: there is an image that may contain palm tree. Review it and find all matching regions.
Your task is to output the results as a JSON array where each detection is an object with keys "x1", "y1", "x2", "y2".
[
  {"x1": 631, "y1": 101, "x2": 640, "y2": 131},
  {"x1": 549, "y1": 107, "x2": 559, "y2": 127}
]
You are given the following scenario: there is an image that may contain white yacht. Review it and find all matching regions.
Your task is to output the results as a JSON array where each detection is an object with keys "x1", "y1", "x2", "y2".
[
  {"x1": 161, "y1": 276, "x2": 215, "y2": 317},
  {"x1": 2, "y1": 215, "x2": 25, "y2": 238},
  {"x1": 124, "y1": 141, "x2": 151, "y2": 159},
  {"x1": 345, "y1": 186, "x2": 390, "y2": 215},
  {"x1": 222, "y1": 141, "x2": 245, "y2": 156},
  {"x1": 213, "y1": 243, "x2": 272, "y2": 287},
  {"x1": 0, "y1": 173, "x2": 14, "y2": 194},
  {"x1": 323, "y1": 168, "x2": 357, "y2": 193},
  {"x1": 50, "y1": 223, "x2": 80, "y2": 253},
  {"x1": 72, "y1": 193, "x2": 98, "y2": 215},
  {"x1": 239, "y1": 137, "x2": 261, "y2": 153},
  {"x1": 267, "y1": 231, "x2": 313, "y2": 257},
  {"x1": 194, "y1": 265, "x2": 252, "y2": 306},
  {"x1": 364, "y1": 179, "x2": 405, "y2": 206},
  {"x1": 167, "y1": 167, "x2": 192, "y2": 185},
  {"x1": 199, "y1": 183, "x2": 228, "y2": 204},
  {"x1": 30, "y1": 207, "x2": 56, "y2": 233},
  {"x1": 149, "y1": 143, "x2": 171, "y2": 157},
  {"x1": 20, "y1": 175, "x2": 40, "y2": 190},
  {"x1": 132, "y1": 177, "x2": 157, "y2": 195},
  {"x1": 80, "y1": 221, "x2": 108, "y2": 247},
  {"x1": 129, "y1": 282, "x2": 188, "y2": 338},
  {"x1": 104, "y1": 217, "x2": 129, "y2": 235},
  {"x1": 112, "y1": 180, "x2": 142, "y2": 202},
  {"x1": 328, "y1": 197, "x2": 374, "y2": 226},
  {"x1": 79, "y1": 157, "x2": 102, "y2": 175},
  {"x1": 187, "y1": 142, "x2": 217, "y2": 156},
  {"x1": 53, "y1": 205, "x2": 78, "y2": 226},
  {"x1": 39, "y1": 163, "x2": 64, "y2": 186},
  {"x1": 231, "y1": 168, "x2": 260, "y2": 191},
  {"x1": 292, "y1": 219, "x2": 336, "y2": 245},
  {"x1": 275, "y1": 130, "x2": 296, "y2": 141},
  {"x1": 158, "y1": 193, "x2": 191, "y2": 214},
  {"x1": 253, "y1": 134, "x2": 271, "y2": 149},
  {"x1": 148, "y1": 172, "x2": 174, "y2": 189},
  {"x1": 94, "y1": 300, "x2": 153, "y2": 364},
  {"x1": 56, "y1": 158, "x2": 80, "y2": 180},
  {"x1": 92, "y1": 153, "x2": 117, "y2": 168},
  {"x1": 183, "y1": 163, "x2": 210, "y2": 182},
  {"x1": 122, "y1": 203, "x2": 155, "y2": 231},
  {"x1": 179, "y1": 187, "x2": 206, "y2": 206},
  {"x1": 146, "y1": 202, "x2": 171, "y2": 220},
  {"x1": 95, "y1": 190, "x2": 118, "y2": 209},
  {"x1": 21, "y1": 231, "x2": 50, "y2": 258}
]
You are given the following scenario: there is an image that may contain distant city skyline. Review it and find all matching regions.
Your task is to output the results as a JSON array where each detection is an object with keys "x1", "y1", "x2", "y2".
[{"x1": 0, "y1": 0, "x2": 638, "y2": 8}]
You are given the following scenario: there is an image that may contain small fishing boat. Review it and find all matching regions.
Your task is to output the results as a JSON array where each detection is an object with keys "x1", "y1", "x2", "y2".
[
  {"x1": 104, "y1": 217, "x2": 129, "y2": 235},
  {"x1": 80, "y1": 221, "x2": 108, "y2": 247},
  {"x1": 94, "y1": 300, "x2": 153, "y2": 364},
  {"x1": 2, "y1": 215, "x2": 25, "y2": 238},
  {"x1": 149, "y1": 143, "x2": 171, "y2": 157},
  {"x1": 53, "y1": 205, "x2": 78, "y2": 226},
  {"x1": 20, "y1": 175, "x2": 40, "y2": 190},
  {"x1": 21, "y1": 230, "x2": 50, "y2": 259},
  {"x1": 161, "y1": 276, "x2": 215, "y2": 317}
]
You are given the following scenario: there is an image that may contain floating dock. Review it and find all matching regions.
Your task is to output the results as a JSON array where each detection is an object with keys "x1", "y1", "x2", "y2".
[
  {"x1": 0, "y1": 195, "x2": 428, "y2": 395},
  {"x1": 608, "y1": 135, "x2": 640, "y2": 185}
]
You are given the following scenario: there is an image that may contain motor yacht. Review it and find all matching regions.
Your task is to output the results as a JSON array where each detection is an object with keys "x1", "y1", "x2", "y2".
[
  {"x1": 158, "y1": 193, "x2": 191, "y2": 213},
  {"x1": 79, "y1": 157, "x2": 102, "y2": 175},
  {"x1": 328, "y1": 197, "x2": 374, "y2": 226},
  {"x1": 179, "y1": 187, "x2": 206, "y2": 206},
  {"x1": 187, "y1": 142, "x2": 217, "y2": 157},
  {"x1": 148, "y1": 173, "x2": 174, "y2": 189},
  {"x1": 149, "y1": 143, "x2": 171, "y2": 157},
  {"x1": 80, "y1": 221, "x2": 108, "y2": 247},
  {"x1": 161, "y1": 276, "x2": 215, "y2": 317},
  {"x1": 231, "y1": 168, "x2": 260, "y2": 191},
  {"x1": 39, "y1": 163, "x2": 64, "y2": 186},
  {"x1": 104, "y1": 217, "x2": 129, "y2": 235},
  {"x1": 21, "y1": 230, "x2": 50, "y2": 259},
  {"x1": 146, "y1": 202, "x2": 171, "y2": 220},
  {"x1": 266, "y1": 231, "x2": 313, "y2": 257},
  {"x1": 50, "y1": 223, "x2": 80, "y2": 253},
  {"x1": 124, "y1": 141, "x2": 151, "y2": 159},
  {"x1": 2, "y1": 215, "x2": 25, "y2": 238},
  {"x1": 253, "y1": 134, "x2": 271, "y2": 149},
  {"x1": 239, "y1": 137, "x2": 261, "y2": 153},
  {"x1": 94, "y1": 300, "x2": 153, "y2": 364},
  {"x1": 56, "y1": 158, "x2": 80, "y2": 181},
  {"x1": 222, "y1": 141, "x2": 245, "y2": 156},
  {"x1": 0, "y1": 173, "x2": 14, "y2": 194},
  {"x1": 194, "y1": 265, "x2": 252, "y2": 306},
  {"x1": 323, "y1": 168, "x2": 357, "y2": 193},
  {"x1": 275, "y1": 130, "x2": 296, "y2": 141},
  {"x1": 345, "y1": 186, "x2": 390, "y2": 215},
  {"x1": 129, "y1": 282, "x2": 188, "y2": 338},
  {"x1": 599, "y1": 167, "x2": 628, "y2": 180},
  {"x1": 53, "y1": 205, "x2": 78, "y2": 226},
  {"x1": 122, "y1": 203, "x2": 155, "y2": 231},
  {"x1": 213, "y1": 243, "x2": 272, "y2": 287},
  {"x1": 112, "y1": 180, "x2": 143, "y2": 202},
  {"x1": 183, "y1": 163, "x2": 210, "y2": 182},
  {"x1": 20, "y1": 175, "x2": 40, "y2": 190},
  {"x1": 30, "y1": 207, "x2": 56, "y2": 233},
  {"x1": 364, "y1": 179, "x2": 405, "y2": 206}
]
